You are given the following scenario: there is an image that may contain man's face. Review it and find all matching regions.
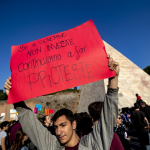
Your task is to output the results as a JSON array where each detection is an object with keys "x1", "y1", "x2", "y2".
[
  {"x1": 45, "y1": 116, "x2": 51, "y2": 124},
  {"x1": 116, "y1": 115, "x2": 122, "y2": 125},
  {"x1": 54, "y1": 115, "x2": 75, "y2": 145}
]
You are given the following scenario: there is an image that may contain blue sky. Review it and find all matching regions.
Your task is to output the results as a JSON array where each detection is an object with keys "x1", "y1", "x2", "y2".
[{"x1": 0, "y1": 0, "x2": 150, "y2": 91}]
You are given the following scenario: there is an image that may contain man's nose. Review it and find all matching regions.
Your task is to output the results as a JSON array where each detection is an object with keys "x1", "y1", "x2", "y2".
[{"x1": 57, "y1": 127, "x2": 63, "y2": 135}]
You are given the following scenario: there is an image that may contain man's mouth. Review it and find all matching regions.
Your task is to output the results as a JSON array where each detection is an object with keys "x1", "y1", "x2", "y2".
[{"x1": 58, "y1": 135, "x2": 65, "y2": 140}]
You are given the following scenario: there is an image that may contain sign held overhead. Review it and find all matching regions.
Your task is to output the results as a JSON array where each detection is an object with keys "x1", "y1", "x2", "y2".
[{"x1": 8, "y1": 20, "x2": 116, "y2": 104}]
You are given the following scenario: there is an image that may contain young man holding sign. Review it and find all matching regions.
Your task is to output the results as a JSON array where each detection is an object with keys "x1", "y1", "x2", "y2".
[{"x1": 4, "y1": 55, "x2": 119, "y2": 150}]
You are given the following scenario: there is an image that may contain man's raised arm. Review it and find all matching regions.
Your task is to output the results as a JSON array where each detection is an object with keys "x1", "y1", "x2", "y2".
[{"x1": 80, "y1": 55, "x2": 119, "y2": 150}]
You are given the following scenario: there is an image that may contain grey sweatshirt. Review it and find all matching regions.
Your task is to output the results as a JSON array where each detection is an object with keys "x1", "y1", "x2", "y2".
[{"x1": 16, "y1": 88, "x2": 118, "y2": 150}]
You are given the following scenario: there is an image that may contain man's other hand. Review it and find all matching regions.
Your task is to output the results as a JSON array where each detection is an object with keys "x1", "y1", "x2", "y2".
[
  {"x1": 4, "y1": 76, "x2": 11, "y2": 96},
  {"x1": 107, "y1": 54, "x2": 119, "y2": 89}
]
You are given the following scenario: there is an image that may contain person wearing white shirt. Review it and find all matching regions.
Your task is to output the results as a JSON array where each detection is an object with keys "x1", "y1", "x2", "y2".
[{"x1": 0, "y1": 121, "x2": 9, "y2": 150}]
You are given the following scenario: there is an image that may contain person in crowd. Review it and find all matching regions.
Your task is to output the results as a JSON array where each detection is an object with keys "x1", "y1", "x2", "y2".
[
  {"x1": 75, "y1": 112, "x2": 93, "y2": 137},
  {"x1": 9, "y1": 121, "x2": 13, "y2": 127},
  {"x1": 114, "y1": 115, "x2": 131, "y2": 150},
  {"x1": 88, "y1": 101, "x2": 103, "y2": 125},
  {"x1": 9, "y1": 123, "x2": 21, "y2": 144},
  {"x1": 140, "y1": 100, "x2": 150, "y2": 123},
  {"x1": 0, "y1": 121, "x2": 9, "y2": 150},
  {"x1": 4, "y1": 55, "x2": 119, "y2": 150},
  {"x1": 120, "y1": 111, "x2": 133, "y2": 130},
  {"x1": 43, "y1": 115, "x2": 51, "y2": 127},
  {"x1": 88, "y1": 101, "x2": 125, "y2": 150},
  {"x1": 43, "y1": 115, "x2": 55, "y2": 135},
  {"x1": 50, "y1": 117, "x2": 53, "y2": 127},
  {"x1": 136, "y1": 93, "x2": 142, "y2": 105},
  {"x1": 136, "y1": 93, "x2": 141, "y2": 100},
  {"x1": 120, "y1": 112, "x2": 128, "y2": 123},
  {"x1": 131, "y1": 103, "x2": 150, "y2": 150},
  {"x1": 10, "y1": 128, "x2": 29, "y2": 150}
]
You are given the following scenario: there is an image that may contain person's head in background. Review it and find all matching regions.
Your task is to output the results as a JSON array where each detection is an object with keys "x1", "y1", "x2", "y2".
[
  {"x1": 88, "y1": 101, "x2": 103, "y2": 125},
  {"x1": 0, "y1": 121, "x2": 9, "y2": 131},
  {"x1": 43, "y1": 115, "x2": 51, "y2": 127},
  {"x1": 10, "y1": 128, "x2": 28, "y2": 150},
  {"x1": 116, "y1": 115, "x2": 122, "y2": 125},
  {"x1": 50, "y1": 116, "x2": 53, "y2": 126},
  {"x1": 75, "y1": 112, "x2": 93, "y2": 137},
  {"x1": 140, "y1": 100, "x2": 148, "y2": 108},
  {"x1": 134, "y1": 103, "x2": 140, "y2": 110},
  {"x1": 136, "y1": 94, "x2": 141, "y2": 100},
  {"x1": 9, "y1": 121, "x2": 13, "y2": 127},
  {"x1": 12, "y1": 120, "x2": 18, "y2": 125}
]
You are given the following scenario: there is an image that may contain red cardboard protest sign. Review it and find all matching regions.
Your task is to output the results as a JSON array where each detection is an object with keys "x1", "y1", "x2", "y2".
[{"x1": 7, "y1": 20, "x2": 116, "y2": 104}]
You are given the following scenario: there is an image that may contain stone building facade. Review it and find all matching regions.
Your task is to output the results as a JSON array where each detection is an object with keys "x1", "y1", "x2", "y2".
[{"x1": 103, "y1": 41, "x2": 150, "y2": 108}]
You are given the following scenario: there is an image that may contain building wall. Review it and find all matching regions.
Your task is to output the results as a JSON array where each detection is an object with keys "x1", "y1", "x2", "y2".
[
  {"x1": 78, "y1": 80, "x2": 105, "y2": 113},
  {"x1": 0, "y1": 99, "x2": 38, "y2": 120},
  {"x1": 0, "y1": 91, "x2": 80, "y2": 121},
  {"x1": 103, "y1": 41, "x2": 150, "y2": 108}
]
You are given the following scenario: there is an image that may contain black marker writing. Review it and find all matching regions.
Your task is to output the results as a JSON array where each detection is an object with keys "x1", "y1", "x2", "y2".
[
  {"x1": 27, "y1": 61, "x2": 94, "y2": 91},
  {"x1": 27, "y1": 47, "x2": 41, "y2": 57},
  {"x1": 47, "y1": 39, "x2": 74, "y2": 51},
  {"x1": 18, "y1": 54, "x2": 61, "y2": 72},
  {"x1": 39, "y1": 32, "x2": 67, "y2": 44},
  {"x1": 18, "y1": 45, "x2": 28, "y2": 52},
  {"x1": 67, "y1": 51, "x2": 74, "y2": 58},
  {"x1": 86, "y1": 64, "x2": 94, "y2": 79},
  {"x1": 27, "y1": 71, "x2": 52, "y2": 90},
  {"x1": 75, "y1": 45, "x2": 87, "y2": 60}
]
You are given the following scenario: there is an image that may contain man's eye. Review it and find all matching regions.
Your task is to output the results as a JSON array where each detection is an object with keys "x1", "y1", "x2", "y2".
[{"x1": 62, "y1": 124, "x2": 66, "y2": 127}]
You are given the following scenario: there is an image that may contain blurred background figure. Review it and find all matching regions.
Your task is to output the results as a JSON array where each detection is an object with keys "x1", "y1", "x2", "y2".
[
  {"x1": 136, "y1": 93, "x2": 142, "y2": 105},
  {"x1": 0, "y1": 121, "x2": 9, "y2": 150},
  {"x1": 131, "y1": 103, "x2": 150, "y2": 150},
  {"x1": 114, "y1": 115, "x2": 131, "y2": 150},
  {"x1": 43, "y1": 115, "x2": 55, "y2": 135},
  {"x1": 140, "y1": 100, "x2": 150, "y2": 123},
  {"x1": 75, "y1": 112, "x2": 93, "y2": 137},
  {"x1": 10, "y1": 128, "x2": 29, "y2": 150}
]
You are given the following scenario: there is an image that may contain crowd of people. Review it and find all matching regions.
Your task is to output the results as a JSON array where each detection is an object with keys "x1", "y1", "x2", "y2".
[
  {"x1": 130, "y1": 95, "x2": 150, "y2": 150},
  {"x1": 115, "y1": 94, "x2": 150, "y2": 150},
  {"x1": 1, "y1": 99, "x2": 124, "y2": 150},
  {"x1": 0, "y1": 92, "x2": 150, "y2": 150},
  {"x1": 0, "y1": 55, "x2": 150, "y2": 150}
]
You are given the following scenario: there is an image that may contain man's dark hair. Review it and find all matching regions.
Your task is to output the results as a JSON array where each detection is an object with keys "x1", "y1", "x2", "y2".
[
  {"x1": 88, "y1": 101, "x2": 103, "y2": 122},
  {"x1": 1, "y1": 121, "x2": 9, "y2": 129},
  {"x1": 134, "y1": 103, "x2": 140, "y2": 109},
  {"x1": 53, "y1": 108, "x2": 74, "y2": 124},
  {"x1": 136, "y1": 94, "x2": 138, "y2": 97}
]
